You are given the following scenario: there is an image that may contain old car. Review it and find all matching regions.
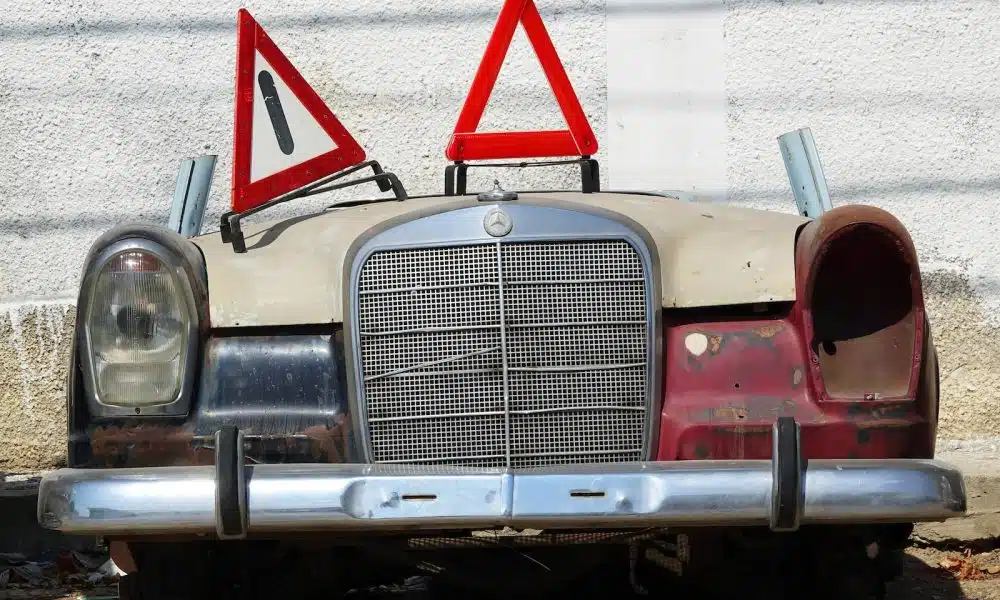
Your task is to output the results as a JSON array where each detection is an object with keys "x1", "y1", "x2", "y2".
[
  {"x1": 35, "y1": 6, "x2": 965, "y2": 600},
  {"x1": 36, "y1": 179, "x2": 967, "y2": 597}
]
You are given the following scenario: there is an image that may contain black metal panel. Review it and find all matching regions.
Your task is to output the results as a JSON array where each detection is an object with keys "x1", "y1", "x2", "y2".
[{"x1": 68, "y1": 331, "x2": 359, "y2": 468}]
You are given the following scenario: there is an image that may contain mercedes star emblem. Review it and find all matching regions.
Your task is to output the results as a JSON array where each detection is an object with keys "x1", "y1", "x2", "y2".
[{"x1": 483, "y1": 207, "x2": 514, "y2": 237}]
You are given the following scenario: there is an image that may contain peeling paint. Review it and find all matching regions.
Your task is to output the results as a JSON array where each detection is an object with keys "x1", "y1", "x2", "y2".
[
  {"x1": 684, "y1": 332, "x2": 709, "y2": 356},
  {"x1": 791, "y1": 367, "x2": 804, "y2": 388}
]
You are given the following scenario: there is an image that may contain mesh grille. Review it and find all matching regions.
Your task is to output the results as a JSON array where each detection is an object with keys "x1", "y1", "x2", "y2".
[{"x1": 356, "y1": 240, "x2": 651, "y2": 468}]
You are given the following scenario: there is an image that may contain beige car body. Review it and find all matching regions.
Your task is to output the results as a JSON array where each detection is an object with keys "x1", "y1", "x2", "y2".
[{"x1": 194, "y1": 191, "x2": 809, "y2": 328}]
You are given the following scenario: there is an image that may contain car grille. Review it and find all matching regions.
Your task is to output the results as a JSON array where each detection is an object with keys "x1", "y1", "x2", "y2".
[{"x1": 356, "y1": 240, "x2": 651, "y2": 469}]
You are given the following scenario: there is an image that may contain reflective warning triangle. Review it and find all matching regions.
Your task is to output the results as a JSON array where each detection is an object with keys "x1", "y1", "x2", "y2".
[
  {"x1": 446, "y1": 0, "x2": 598, "y2": 161},
  {"x1": 231, "y1": 9, "x2": 366, "y2": 213}
]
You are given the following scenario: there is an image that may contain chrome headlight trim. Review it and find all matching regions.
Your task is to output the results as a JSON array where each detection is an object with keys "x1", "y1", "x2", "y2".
[{"x1": 78, "y1": 234, "x2": 202, "y2": 418}]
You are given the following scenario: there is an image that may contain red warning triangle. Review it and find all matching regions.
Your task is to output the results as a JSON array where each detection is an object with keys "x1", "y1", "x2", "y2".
[
  {"x1": 446, "y1": 0, "x2": 598, "y2": 162},
  {"x1": 231, "y1": 9, "x2": 366, "y2": 213}
]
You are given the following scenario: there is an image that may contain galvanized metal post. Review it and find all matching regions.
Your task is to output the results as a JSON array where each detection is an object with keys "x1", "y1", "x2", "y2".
[
  {"x1": 168, "y1": 155, "x2": 217, "y2": 238},
  {"x1": 777, "y1": 128, "x2": 832, "y2": 218}
]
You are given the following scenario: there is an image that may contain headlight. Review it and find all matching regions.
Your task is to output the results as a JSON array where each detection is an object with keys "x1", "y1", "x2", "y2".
[{"x1": 80, "y1": 237, "x2": 199, "y2": 413}]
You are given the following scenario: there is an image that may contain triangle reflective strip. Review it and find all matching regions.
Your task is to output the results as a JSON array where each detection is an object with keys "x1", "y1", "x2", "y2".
[
  {"x1": 445, "y1": 0, "x2": 598, "y2": 161},
  {"x1": 231, "y1": 9, "x2": 366, "y2": 213}
]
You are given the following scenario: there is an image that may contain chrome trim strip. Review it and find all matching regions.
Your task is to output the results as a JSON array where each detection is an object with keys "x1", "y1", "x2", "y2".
[
  {"x1": 495, "y1": 241, "x2": 513, "y2": 467},
  {"x1": 343, "y1": 199, "x2": 664, "y2": 465},
  {"x1": 37, "y1": 459, "x2": 967, "y2": 535},
  {"x1": 363, "y1": 346, "x2": 501, "y2": 382},
  {"x1": 510, "y1": 363, "x2": 646, "y2": 373},
  {"x1": 368, "y1": 405, "x2": 646, "y2": 424}
]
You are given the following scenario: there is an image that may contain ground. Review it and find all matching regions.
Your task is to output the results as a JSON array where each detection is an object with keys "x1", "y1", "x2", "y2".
[
  {"x1": 2, "y1": 533, "x2": 997, "y2": 600},
  {"x1": 899, "y1": 543, "x2": 1000, "y2": 600}
]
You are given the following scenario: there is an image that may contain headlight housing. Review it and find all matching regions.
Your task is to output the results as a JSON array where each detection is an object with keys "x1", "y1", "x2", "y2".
[
  {"x1": 794, "y1": 204, "x2": 924, "y2": 403},
  {"x1": 79, "y1": 236, "x2": 200, "y2": 416}
]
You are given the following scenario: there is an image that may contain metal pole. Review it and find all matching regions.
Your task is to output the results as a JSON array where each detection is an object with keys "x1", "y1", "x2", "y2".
[
  {"x1": 777, "y1": 128, "x2": 832, "y2": 218},
  {"x1": 168, "y1": 155, "x2": 217, "y2": 237}
]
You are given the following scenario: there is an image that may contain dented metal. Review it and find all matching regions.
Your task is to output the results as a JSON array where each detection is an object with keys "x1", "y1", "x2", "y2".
[{"x1": 37, "y1": 459, "x2": 966, "y2": 535}]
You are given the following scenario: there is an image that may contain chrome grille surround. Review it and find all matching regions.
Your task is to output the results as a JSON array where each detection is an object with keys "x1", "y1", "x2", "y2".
[{"x1": 345, "y1": 202, "x2": 660, "y2": 469}]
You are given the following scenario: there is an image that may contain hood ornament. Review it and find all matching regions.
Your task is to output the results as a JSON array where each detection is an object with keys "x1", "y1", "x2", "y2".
[
  {"x1": 477, "y1": 179, "x2": 518, "y2": 203},
  {"x1": 483, "y1": 206, "x2": 514, "y2": 238}
]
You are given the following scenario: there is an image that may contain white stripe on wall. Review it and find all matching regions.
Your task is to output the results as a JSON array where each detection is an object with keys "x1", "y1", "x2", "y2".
[{"x1": 606, "y1": 0, "x2": 726, "y2": 198}]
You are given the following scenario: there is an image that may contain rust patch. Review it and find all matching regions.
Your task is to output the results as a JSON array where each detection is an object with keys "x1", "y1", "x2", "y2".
[
  {"x1": 844, "y1": 401, "x2": 916, "y2": 445},
  {"x1": 853, "y1": 418, "x2": 915, "y2": 430},
  {"x1": 712, "y1": 406, "x2": 748, "y2": 420},
  {"x1": 689, "y1": 397, "x2": 804, "y2": 424},
  {"x1": 714, "y1": 425, "x2": 771, "y2": 436},
  {"x1": 696, "y1": 325, "x2": 785, "y2": 359},
  {"x1": 845, "y1": 401, "x2": 912, "y2": 421},
  {"x1": 754, "y1": 324, "x2": 784, "y2": 339},
  {"x1": 854, "y1": 419, "x2": 915, "y2": 445},
  {"x1": 90, "y1": 424, "x2": 210, "y2": 467}
]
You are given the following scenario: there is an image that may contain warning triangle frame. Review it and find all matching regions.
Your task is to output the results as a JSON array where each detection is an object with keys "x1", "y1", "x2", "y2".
[
  {"x1": 445, "y1": 0, "x2": 598, "y2": 162},
  {"x1": 231, "y1": 8, "x2": 367, "y2": 213}
]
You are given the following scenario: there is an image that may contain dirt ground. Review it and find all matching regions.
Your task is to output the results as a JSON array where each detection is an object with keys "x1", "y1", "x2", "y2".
[{"x1": 892, "y1": 543, "x2": 1000, "y2": 600}]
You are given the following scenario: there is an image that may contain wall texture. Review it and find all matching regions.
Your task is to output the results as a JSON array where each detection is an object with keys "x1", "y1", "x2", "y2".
[
  {"x1": 724, "y1": 0, "x2": 1000, "y2": 443},
  {"x1": 1, "y1": 0, "x2": 998, "y2": 471}
]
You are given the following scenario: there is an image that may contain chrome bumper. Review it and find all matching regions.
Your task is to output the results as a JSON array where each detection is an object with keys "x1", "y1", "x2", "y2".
[{"x1": 38, "y1": 458, "x2": 966, "y2": 536}]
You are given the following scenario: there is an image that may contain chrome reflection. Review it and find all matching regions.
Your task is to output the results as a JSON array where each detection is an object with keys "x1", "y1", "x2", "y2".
[{"x1": 37, "y1": 459, "x2": 966, "y2": 535}]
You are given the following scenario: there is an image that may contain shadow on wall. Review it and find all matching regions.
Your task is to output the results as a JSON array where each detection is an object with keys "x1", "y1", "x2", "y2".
[
  {"x1": 0, "y1": 2, "x2": 733, "y2": 39},
  {"x1": 2, "y1": 0, "x2": 983, "y2": 40}
]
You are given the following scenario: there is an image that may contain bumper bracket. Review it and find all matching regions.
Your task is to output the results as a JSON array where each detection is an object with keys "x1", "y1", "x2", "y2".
[
  {"x1": 770, "y1": 416, "x2": 803, "y2": 532},
  {"x1": 214, "y1": 426, "x2": 247, "y2": 540}
]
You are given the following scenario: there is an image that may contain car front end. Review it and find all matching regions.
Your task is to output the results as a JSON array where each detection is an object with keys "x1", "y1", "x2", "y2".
[{"x1": 37, "y1": 191, "x2": 966, "y2": 596}]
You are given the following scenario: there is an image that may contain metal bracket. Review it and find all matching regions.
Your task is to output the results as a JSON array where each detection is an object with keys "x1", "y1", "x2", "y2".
[
  {"x1": 169, "y1": 155, "x2": 217, "y2": 238},
  {"x1": 778, "y1": 127, "x2": 832, "y2": 218},
  {"x1": 444, "y1": 157, "x2": 601, "y2": 196},
  {"x1": 769, "y1": 416, "x2": 803, "y2": 532},
  {"x1": 221, "y1": 159, "x2": 407, "y2": 253}
]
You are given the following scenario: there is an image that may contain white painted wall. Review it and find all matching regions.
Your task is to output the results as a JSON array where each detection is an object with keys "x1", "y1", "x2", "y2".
[
  {"x1": 3, "y1": 0, "x2": 1000, "y2": 449},
  {"x1": 5, "y1": 0, "x2": 998, "y2": 309},
  {"x1": 725, "y1": 0, "x2": 1000, "y2": 324},
  {"x1": 0, "y1": 0, "x2": 606, "y2": 301},
  {"x1": 607, "y1": 0, "x2": 726, "y2": 196}
]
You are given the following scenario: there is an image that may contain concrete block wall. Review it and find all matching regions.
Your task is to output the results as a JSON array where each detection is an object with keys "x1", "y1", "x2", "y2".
[{"x1": 2, "y1": 0, "x2": 998, "y2": 471}]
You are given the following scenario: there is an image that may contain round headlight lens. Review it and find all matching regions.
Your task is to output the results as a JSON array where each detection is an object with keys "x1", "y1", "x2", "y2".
[{"x1": 86, "y1": 249, "x2": 192, "y2": 407}]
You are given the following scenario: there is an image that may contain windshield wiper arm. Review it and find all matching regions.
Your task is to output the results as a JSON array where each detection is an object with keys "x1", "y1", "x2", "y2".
[{"x1": 220, "y1": 159, "x2": 407, "y2": 254}]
